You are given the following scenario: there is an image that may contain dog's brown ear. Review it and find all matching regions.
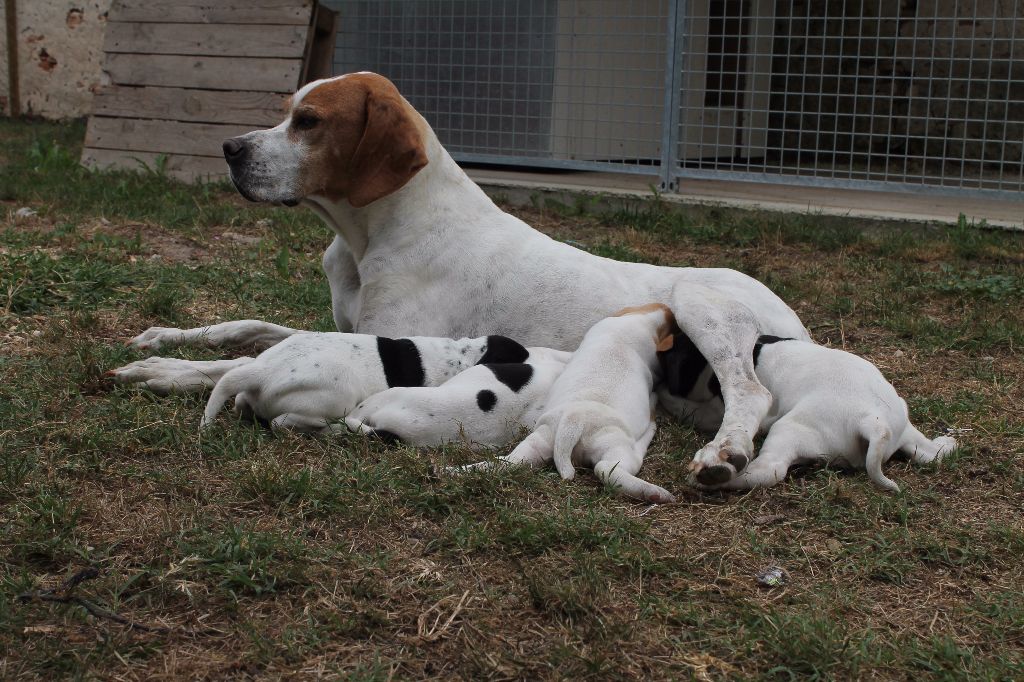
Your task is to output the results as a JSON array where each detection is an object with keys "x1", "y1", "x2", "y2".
[
  {"x1": 656, "y1": 333, "x2": 675, "y2": 352},
  {"x1": 347, "y1": 90, "x2": 428, "y2": 208}
]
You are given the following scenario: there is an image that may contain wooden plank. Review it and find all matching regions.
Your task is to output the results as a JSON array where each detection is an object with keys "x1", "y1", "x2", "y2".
[
  {"x1": 302, "y1": 5, "x2": 338, "y2": 84},
  {"x1": 111, "y1": 0, "x2": 313, "y2": 26},
  {"x1": 82, "y1": 148, "x2": 228, "y2": 182},
  {"x1": 104, "y1": 53, "x2": 302, "y2": 92},
  {"x1": 85, "y1": 117, "x2": 252, "y2": 158},
  {"x1": 104, "y1": 22, "x2": 308, "y2": 59},
  {"x1": 92, "y1": 86, "x2": 286, "y2": 126}
]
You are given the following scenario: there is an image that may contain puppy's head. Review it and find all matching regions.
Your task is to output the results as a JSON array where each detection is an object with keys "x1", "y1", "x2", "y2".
[
  {"x1": 656, "y1": 332, "x2": 708, "y2": 396},
  {"x1": 612, "y1": 303, "x2": 680, "y2": 351},
  {"x1": 223, "y1": 72, "x2": 429, "y2": 208}
]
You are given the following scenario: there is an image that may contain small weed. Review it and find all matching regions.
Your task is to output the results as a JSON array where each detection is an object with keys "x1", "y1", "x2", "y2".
[{"x1": 178, "y1": 525, "x2": 310, "y2": 597}]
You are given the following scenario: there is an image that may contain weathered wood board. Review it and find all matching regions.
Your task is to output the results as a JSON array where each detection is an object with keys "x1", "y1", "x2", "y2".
[
  {"x1": 104, "y1": 22, "x2": 308, "y2": 58},
  {"x1": 111, "y1": 0, "x2": 313, "y2": 26},
  {"x1": 82, "y1": 0, "x2": 336, "y2": 182},
  {"x1": 91, "y1": 87, "x2": 285, "y2": 127}
]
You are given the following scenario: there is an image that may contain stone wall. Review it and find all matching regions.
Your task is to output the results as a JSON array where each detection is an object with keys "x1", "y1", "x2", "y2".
[
  {"x1": 767, "y1": 0, "x2": 1024, "y2": 176},
  {"x1": 1, "y1": 0, "x2": 112, "y2": 118}
]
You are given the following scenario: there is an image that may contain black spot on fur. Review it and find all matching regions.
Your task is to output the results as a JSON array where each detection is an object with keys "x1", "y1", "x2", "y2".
[
  {"x1": 476, "y1": 335, "x2": 530, "y2": 365},
  {"x1": 376, "y1": 337, "x2": 425, "y2": 387},
  {"x1": 484, "y1": 363, "x2": 533, "y2": 392},
  {"x1": 753, "y1": 335, "x2": 796, "y2": 367},
  {"x1": 476, "y1": 389, "x2": 497, "y2": 412},
  {"x1": 658, "y1": 333, "x2": 709, "y2": 397}
]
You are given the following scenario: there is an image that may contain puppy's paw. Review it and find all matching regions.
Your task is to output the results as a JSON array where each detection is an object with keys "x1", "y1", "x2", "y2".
[
  {"x1": 107, "y1": 356, "x2": 215, "y2": 395},
  {"x1": 932, "y1": 435, "x2": 958, "y2": 460}
]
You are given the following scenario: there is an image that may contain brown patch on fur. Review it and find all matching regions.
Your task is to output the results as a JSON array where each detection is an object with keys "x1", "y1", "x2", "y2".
[
  {"x1": 293, "y1": 73, "x2": 428, "y2": 207},
  {"x1": 613, "y1": 303, "x2": 680, "y2": 353}
]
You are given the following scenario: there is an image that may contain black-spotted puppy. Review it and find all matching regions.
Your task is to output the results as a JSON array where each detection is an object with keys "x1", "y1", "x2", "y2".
[
  {"x1": 659, "y1": 335, "x2": 958, "y2": 491},
  {"x1": 345, "y1": 349, "x2": 571, "y2": 447},
  {"x1": 466, "y1": 304, "x2": 679, "y2": 504},
  {"x1": 201, "y1": 333, "x2": 531, "y2": 432}
]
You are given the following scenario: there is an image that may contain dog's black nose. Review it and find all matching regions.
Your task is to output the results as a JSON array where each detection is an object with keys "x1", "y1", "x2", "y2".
[{"x1": 222, "y1": 137, "x2": 246, "y2": 161}]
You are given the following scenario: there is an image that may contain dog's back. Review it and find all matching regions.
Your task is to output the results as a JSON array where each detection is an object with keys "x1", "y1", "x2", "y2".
[
  {"x1": 540, "y1": 305, "x2": 676, "y2": 482},
  {"x1": 660, "y1": 335, "x2": 958, "y2": 490}
]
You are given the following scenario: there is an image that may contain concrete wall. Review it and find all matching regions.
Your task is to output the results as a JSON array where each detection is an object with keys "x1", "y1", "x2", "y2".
[
  {"x1": 767, "y1": 0, "x2": 1023, "y2": 172},
  {"x1": 1, "y1": 0, "x2": 111, "y2": 118}
]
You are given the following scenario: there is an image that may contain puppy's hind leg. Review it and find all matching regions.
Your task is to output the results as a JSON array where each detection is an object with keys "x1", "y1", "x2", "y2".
[
  {"x1": 594, "y1": 456, "x2": 675, "y2": 504},
  {"x1": 718, "y1": 417, "x2": 822, "y2": 491},
  {"x1": 458, "y1": 424, "x2": 554, "y2": 473},
  {"x1": 896, "y1": 423, "x2": 958, "y2": 465},
  {"x1": 270, "y1": 413, "x2": 331, "y2": 434}
]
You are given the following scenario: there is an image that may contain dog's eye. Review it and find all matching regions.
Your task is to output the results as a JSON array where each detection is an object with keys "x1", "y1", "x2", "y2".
[{"x1": 293, "y1": 113, "x2": 319, "y2": 131}]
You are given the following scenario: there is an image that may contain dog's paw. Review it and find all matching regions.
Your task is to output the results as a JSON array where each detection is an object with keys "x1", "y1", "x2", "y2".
[
  {"x1": 687, "y1": 437, "x2": 752, "y2": 487},
  {"x1": 128, "y1": 326, "x2": 187, "y2": 351},
  {"x1": 107, "y1": 357, "x2": 216, "y2": 395}
]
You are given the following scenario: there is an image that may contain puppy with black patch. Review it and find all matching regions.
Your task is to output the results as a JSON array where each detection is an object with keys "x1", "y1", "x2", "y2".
[
  {"x1": 200, "y1": 332, "x2": 532, "y2": 432},
  {"x1": 466, "y1": 304, "x2": 679, "y2": 504},
  {"x1": 345, "y1": 349, "x2": 571, "y2": 447},
  {"x1": 658, "y1": 335, "x2": 958, "y2": 491}
]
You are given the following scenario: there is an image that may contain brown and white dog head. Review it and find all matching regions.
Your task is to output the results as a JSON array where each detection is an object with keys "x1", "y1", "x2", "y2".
[{"x1": 223, "y1": 72, "x2": 429, "y2": 208}]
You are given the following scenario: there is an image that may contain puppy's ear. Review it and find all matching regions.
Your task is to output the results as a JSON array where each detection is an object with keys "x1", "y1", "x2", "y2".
[
  {"x1": 656, "y1": 333, "x2": 676, "y2": 353},
  {"x1": 476, "y1": 335, "x2": 530, "y2": 365},
  {"x1": 347, "y1": 90, "x2": 428, "y2": 208}
]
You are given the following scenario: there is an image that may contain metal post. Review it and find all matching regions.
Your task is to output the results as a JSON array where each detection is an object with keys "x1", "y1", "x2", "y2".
[
  {"x1": 5, "y1": 0, "x2": 19, "y2": 116},
  {"x1": 658, "y1": 0, "x2": 685, "y2": 192}
]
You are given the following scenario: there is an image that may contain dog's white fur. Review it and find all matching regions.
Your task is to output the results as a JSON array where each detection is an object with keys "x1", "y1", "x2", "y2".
[
  {"x1": 114, "y1": 72, "x2": 812, "y2": 486},
  {"x1": 199, "y1": 332, "x2": 541, "y2": 432},
  {"x1": 469, "y1": 306, "x2": 677, "y2": 504},
  {"x1": 659, "y1": 337, "x2": 957, "y2": 491},
  {"x1": 345, "y1": 350, "x2": 571, "y2": 447}
]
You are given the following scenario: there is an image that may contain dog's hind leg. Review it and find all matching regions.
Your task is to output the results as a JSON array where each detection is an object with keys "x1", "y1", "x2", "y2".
[
  {"x1": 897, "y1": 423, "x2": 958, "y2": 465},
  {"x1": 594, "y1": 456, "x2": 675, "y2": 504},
  {"x1": 458, "y1": 424, "x2": 554, "y2": 472},
  {"x1": 109, "y1": 356, "x2": 254, "y2": 395},
  {"x1": 270, "y1": 413, "x2": 332, "y2": 434}
]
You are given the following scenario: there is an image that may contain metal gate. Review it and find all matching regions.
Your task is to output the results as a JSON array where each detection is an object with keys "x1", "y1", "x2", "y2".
[{"x1": 326, "y1": 1, "x2": 1024, "y2": 199}]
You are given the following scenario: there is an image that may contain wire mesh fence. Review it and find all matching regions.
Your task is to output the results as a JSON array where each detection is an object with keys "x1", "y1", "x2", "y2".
[{"x1": 325, "y1": 0, "x2": 1024, "y2": 198}]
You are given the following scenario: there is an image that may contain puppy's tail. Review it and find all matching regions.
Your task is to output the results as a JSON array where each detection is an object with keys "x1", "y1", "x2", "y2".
[
  {"x1": 862, "y1": 418, "x2": 900, "y2": 493},
  {"x1": 200, "y1": 367, "x2": 253, "y2": 429},
  {"x1": 552, "y1": 410, "x2": 587, "y2": 480},
  {"x1": 594, "y1": 460, "x2": 676, "y2": 504}
]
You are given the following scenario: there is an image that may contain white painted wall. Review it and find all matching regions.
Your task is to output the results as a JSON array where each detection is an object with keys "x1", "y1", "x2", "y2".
[{"x1": 1, "y1": 0, "x2": 112, "y2": 118}]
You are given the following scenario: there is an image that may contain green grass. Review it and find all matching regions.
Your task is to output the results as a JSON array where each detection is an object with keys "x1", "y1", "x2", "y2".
[{"x1": 1, "y1": 119, "x2": 1023, "y2": 680}]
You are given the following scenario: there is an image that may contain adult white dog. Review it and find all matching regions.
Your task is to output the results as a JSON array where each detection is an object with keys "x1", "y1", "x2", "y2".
[{"x1": 116, "y1": 72, "x2": 810, "y2": 486}]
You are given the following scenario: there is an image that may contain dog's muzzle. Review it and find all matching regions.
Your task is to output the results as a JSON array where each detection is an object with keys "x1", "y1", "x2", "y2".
[{"x1": 222, "y1": 136, "x2": 259, "y2": 201}]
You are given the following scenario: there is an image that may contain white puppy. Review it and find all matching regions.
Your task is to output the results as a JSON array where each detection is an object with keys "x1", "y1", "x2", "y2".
[
  {"x1": 345, "y1": 349, "x2": 571, "y2": 447},
  {"x1": 200, "y1": 332, "x2": 535, "y2": 432},
  {"x1": 658, "y1": 335, "x2": 958, "y2": 491},
  {"x1": 470, "y1": 304, "x2": 679, "y2": 504}
]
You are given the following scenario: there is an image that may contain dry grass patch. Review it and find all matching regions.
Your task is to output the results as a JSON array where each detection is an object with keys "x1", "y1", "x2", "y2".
[{"x1": 2, "y1": 120, "x2": 1023, "y2": 680}]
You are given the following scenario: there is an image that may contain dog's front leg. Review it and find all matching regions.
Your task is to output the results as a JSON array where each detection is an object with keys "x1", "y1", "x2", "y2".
[
  {"x1": 129, "y1": 320, "x2": 299, "y2": 352},
  {"x1": 322, "y1": 235, "x2": 361, "y2": 333},
  {"x1": 667, "y1": 284, "x2": 771, "y2": 486},
  {"x1": 108, "y1": 356, "x2": 254, "y2": 395}
]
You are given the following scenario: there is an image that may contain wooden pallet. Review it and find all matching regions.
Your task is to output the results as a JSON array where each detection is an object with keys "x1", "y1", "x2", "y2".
[{"x1": 82, "y1": 0, "x2": 337, "y2": 182}]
